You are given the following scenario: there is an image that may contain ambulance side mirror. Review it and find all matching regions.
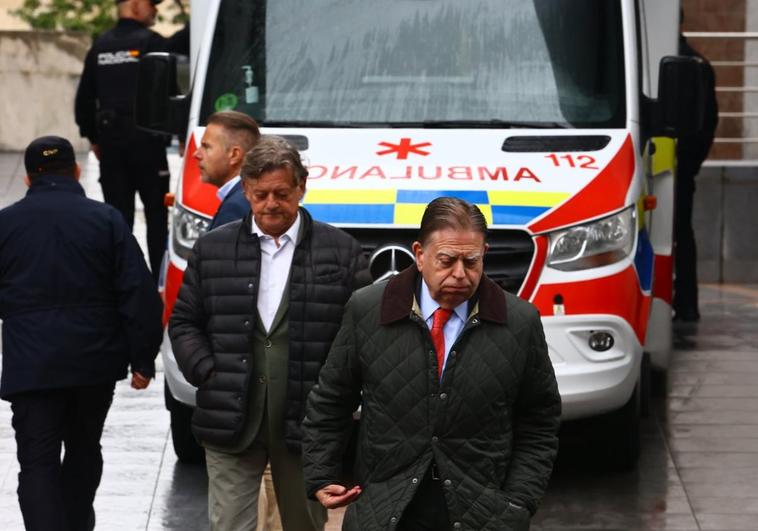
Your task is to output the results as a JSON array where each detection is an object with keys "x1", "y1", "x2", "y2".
[
  {"x1": 136, "y1": 53, "x2": 189, "y2": 136},
  {"x1": 651, "y1": 56, "x2": 706, "y2": 138}
]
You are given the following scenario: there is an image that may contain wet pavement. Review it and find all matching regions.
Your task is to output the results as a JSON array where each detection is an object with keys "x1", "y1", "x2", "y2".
[{"x1": 2, "y1": 151, "x2": 758, "y2": 530}]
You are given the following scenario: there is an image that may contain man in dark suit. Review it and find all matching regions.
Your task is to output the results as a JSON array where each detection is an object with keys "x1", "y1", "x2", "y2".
[
  {"x1": 195, "y1": 111, "x2": 260, "y2": 230},
  {"x1": 0, "y1": 136, "x2": 163, "y2": 531}
]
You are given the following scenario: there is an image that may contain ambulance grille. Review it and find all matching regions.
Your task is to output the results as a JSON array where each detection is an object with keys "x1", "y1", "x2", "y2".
[{"x1": 343, "y1": 228, "x2": 535, "y2": 295}]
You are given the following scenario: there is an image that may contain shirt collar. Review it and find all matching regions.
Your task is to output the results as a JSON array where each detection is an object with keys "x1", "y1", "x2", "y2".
[
  {"x1": 251, "y1": 211, "x2": 302, "y2": 245},
  {"x1": 419, "y1": 279, "x2": 468, "y2": 323},
  {"x1": 216, "y1": 175, "x2": 241, "y2": 202}
]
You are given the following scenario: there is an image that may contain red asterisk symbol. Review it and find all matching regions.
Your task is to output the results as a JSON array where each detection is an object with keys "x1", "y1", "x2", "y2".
[{"x1": 376, "y1": 138, "x2": 432, "y2": 160}]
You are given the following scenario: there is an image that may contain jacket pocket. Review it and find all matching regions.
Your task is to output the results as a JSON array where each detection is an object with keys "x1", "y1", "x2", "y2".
[
  {"x1": 194, "y1": 371, "x2": 217, "y2": 408},
  {"x1": 501, "y1": 502, "x2": 530, "y2": 531},
  {"x1": 474, "y1": 487, "x2": 531, "y2": 531}
]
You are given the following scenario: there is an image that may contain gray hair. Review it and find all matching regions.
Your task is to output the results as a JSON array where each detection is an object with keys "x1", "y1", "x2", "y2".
[
  {"x1": 240, "y1": 135, "x2": 308, "y2": 185},
  {"x1": 418, "y1": 197, "x2": 488, "y2": 246}
]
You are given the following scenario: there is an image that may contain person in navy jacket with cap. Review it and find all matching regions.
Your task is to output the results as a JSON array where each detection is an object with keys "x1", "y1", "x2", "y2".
[{"x1": 0, "y1": 136, "x2": 163, "y2": 531}]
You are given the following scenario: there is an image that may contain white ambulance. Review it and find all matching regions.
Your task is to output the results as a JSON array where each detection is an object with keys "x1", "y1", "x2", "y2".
[{"x1": 137, "y1": 0, "x2": 704, "y2": 467}]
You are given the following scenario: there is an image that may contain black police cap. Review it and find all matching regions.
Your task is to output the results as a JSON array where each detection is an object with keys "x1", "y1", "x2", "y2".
[{"x1": 24, "y1": 136, "x2": 76, "y2": 176}]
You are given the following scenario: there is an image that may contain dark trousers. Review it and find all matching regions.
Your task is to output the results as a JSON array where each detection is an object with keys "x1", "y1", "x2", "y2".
[
  {"x1": 10, "y1": 384, "x2": 115, "y2": 531},
  {"x1": 99, "y1": 141, "x2": 169, "y2": 282},
  {"x1": 397, "y1": 466, "x2": 452, "y2": 531},
  {"x1": 673, "y1": 173, "x2": 699, "y2": 318}
]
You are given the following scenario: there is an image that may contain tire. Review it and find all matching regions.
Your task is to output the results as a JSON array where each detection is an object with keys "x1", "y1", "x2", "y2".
[
  {"x1": 164, "y1": 383, "x2": 205, "y2": 464},
  {"x1": 651, "y1": 367, "x2": 668, "y2": 398},
  {"x1": 640, "y1": 352, "x2": 652, "y2": 418},
  {"x1": 605, "y1": 385, "x2": 641, "y2": 471}
]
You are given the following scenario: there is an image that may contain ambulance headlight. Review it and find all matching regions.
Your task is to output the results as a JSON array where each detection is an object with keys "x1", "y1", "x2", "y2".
[
  {"x1": 547, "y1": 207, "x2": 635, "y2": 271},
  {"x1": 172, "y1": 205, "x2": 210, "y2": 260}
]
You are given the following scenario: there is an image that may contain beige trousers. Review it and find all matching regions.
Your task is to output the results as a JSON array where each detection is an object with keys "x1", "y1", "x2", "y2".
[
  {"x1": 205, "y1": 441, "x2": 325, "y2": 531},
  {"x1": 257, "y1": 465, "x2": 282, "y2": 530}
]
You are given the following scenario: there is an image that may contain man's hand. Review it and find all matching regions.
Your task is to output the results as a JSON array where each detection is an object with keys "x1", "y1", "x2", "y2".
[
  {"x1": 131, "y1": 371, "x2": 151, "y2": 390},
  {"x1": 315, "y1": 484, "x2": 362, "y2": 509},
  {"x1": 91, "y1": 144, "x2": 101, "y2": 161}
]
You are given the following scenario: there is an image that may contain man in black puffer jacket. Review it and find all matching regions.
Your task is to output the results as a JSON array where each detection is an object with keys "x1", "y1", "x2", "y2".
[
  {"x1": 303, "y1": 197, "x2": 561, "y2": 531},
  {"x1": 169, "y1": 135, "x2": 368, "y2": 531}
]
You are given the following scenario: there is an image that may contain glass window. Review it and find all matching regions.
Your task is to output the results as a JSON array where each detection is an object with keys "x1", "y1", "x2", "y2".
[{"x1": 200, "y1": 0, "x2": 625, "y2": 128}]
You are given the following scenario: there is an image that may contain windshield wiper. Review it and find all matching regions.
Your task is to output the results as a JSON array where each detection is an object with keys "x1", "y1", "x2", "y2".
[{"x1": 420, "y1": 120, "x2": 572, "y2": 129}]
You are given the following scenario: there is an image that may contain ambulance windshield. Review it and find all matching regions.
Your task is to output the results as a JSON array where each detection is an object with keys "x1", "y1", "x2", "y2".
[{"x1": 200, "y1": 0, "x2": 625, "y2": 128}]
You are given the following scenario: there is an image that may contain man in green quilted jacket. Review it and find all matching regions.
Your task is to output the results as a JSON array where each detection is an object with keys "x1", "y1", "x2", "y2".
[{"x1": 302, "y1": 196, "x2": 561, "y2": 531}]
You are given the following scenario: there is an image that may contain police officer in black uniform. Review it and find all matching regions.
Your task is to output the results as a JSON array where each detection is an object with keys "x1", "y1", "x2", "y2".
[
  {"x1": 75, "y1": 0, "x2": 188, "y2": 282},
  {"x1": 674, "y1": 30, "x2": 719, "y2": 322}
]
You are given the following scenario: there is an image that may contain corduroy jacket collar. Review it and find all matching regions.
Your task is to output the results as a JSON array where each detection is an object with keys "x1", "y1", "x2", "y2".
[{"x1": 380, "y1": 265, "x2": 507, "y2": 326}]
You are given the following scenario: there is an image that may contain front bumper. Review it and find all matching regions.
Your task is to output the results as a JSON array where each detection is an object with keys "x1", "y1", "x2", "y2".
[
  {"x1": 544, "y1": 314, "x2": 642, "y2": 420},
  {"x1": 161, "y1": 329, "x2": 198, "y2": 407}
]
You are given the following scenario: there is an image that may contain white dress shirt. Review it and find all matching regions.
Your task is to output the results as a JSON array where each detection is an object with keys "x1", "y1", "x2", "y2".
[
  {"x1": 216, "y1": 175, "x2": 241, "y2": 202},
  {"x1": 251, "y1": 212, "x2": 301, "y2": 332},
  {"x1": 419, "y1": 280, "x2": 468, "y2": 377}
]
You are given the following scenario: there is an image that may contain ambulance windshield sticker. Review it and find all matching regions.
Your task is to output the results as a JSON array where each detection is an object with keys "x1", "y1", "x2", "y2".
[{"x1": 214, "y1": 93, "x2": 238, "y2": 112}]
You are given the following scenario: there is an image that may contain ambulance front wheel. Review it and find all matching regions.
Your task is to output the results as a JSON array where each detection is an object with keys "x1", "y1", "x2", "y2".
[
  {"x1": 606, "y1": 383, "x2": 641, "y2": 471},
  {"x1": 164, "y1": 383, "x2": 205, "y2": 464}
]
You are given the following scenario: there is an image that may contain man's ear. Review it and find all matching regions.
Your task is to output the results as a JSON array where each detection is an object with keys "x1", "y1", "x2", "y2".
[
  {"x1": 74, "y1": 163, "x2": 82, "y2": 182},
  {"x1": 296, "y1": 176, "x2": 307, "y2": 202},
  {"x1": 229, "y1": 145, "x2": 245, "y2": 168},
  {"x1": 24, "y1": 175, "x2": 32, "y2": 188},
  {"x1": 241, "y1": 177, "x2": 254, "y2": 202},
  {"x1": 412, "y1": 241, "x2": 424, "y2": 271}
]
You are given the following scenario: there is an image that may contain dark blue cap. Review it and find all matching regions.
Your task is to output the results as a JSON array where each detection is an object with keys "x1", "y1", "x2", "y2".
[{"x1": 24, "y1": 136, "x2": 76, "y2": 176}]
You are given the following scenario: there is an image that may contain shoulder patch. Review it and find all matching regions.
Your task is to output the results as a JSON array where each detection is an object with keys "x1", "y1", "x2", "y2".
[{"x1": 98, "y1": 50, "x2": 140, "y2": 66}]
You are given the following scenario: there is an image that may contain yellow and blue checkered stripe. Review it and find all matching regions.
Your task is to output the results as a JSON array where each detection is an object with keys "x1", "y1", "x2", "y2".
[{"x1": 302, "y1": 189, "x2": 570, "y2": 225}]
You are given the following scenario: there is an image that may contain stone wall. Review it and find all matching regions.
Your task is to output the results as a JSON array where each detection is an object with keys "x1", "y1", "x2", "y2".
[
  {"x1": 0, "y1": 30, "x2": 90, "y2": 150},
  {"x1": 696, "y1": 164, "x2": 758, "y2": 282}
]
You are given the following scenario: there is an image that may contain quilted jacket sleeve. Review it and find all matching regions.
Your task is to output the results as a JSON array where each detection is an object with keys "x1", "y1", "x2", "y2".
[
  {"x1": 168, "y1": 243, "x2": 215, "y2": 387},
  {"x1": 302, "y1": 297, "x2": 363, "y2": 498},
  {"x1": 502, "y1": 309, "x2": 561, "y2": 514}
]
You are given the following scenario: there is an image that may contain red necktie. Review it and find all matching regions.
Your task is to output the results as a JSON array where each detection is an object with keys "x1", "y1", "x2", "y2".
[{"x1": 431, "y1": 308, "x2": 453, "y2": 378}]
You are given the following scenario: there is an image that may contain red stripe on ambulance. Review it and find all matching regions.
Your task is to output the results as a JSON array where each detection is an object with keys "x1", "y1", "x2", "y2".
[
  {"x1": 528, "y1": 135, "x2": 635, "y2": 234},
  {"x1": 531, "y1": 265, "x2": 652, "y2": 343},
  {"x1": 652, "y1": 254, "x2": 673, "y2": 304}
]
